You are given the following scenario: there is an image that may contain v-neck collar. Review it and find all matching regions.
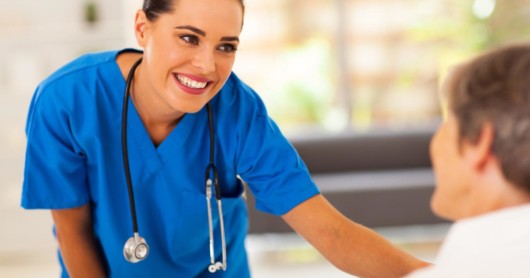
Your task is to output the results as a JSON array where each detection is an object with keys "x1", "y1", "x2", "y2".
[
  {"x1": 113, "y1": 48, "x2": 203, "y2": 175},
  {"x1": 127, "y1": 94, "x2": 201, "y2": 175}
]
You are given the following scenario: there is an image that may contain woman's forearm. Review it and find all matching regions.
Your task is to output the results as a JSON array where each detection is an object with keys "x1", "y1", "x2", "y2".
[
  {"x1": 52, "y1": 205, "x2": 106, "y2": 278},
  {"x1": 323, "y1": 218, "x2": 429, "y2": 277},
  {"x1": 283, "y1": 194, "x2": 430, "y2": 278}
]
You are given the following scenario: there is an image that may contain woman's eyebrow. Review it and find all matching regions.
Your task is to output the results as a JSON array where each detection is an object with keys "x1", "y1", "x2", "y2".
[
  {"x1": 176, "y1": 25, "x2": 206, "y2": 36},
  {"x1": 221, "y1": 36, "x2": 239, "y2": 42},
  {"x1": 176, "y1": 25, "x2": 239, "y2": 42}
]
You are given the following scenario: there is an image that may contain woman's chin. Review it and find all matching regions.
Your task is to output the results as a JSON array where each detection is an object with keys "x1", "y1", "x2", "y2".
[{"x1": 172, "y1": 103, "x2": 208, "y2": 114}]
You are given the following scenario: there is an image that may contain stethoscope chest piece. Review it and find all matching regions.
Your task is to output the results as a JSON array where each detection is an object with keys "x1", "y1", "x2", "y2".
[{"x1": 123, "y1": 232, "x2": 149, "y2": 263}]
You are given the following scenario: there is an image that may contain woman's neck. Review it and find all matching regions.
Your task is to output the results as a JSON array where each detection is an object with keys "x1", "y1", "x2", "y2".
[
  {"x1": 117, "y1": 52, "x2": 184, "y2": 146},
  {"x1": 131, "y1": 78, "x2": 185, "y2": 146}
]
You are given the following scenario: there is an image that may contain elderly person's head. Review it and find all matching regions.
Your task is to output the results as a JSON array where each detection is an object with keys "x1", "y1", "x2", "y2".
[{"x1": 430, "y1": 44, "x2": 530, "y2": 220}]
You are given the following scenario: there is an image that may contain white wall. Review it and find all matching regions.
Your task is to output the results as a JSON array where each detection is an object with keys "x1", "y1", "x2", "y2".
[
  {"x1": 0, "y1": 0, "x2": 128, "y2": 96},
  {"x1": 122, "y1": 0, "x2": 144, "y2": 47},
  {"x1": 0, "y1": 1, "x2": 135, "y2": 276}
]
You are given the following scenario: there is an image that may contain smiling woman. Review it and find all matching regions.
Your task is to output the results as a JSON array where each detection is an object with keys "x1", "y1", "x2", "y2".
[
  {"x1": 124, "y1": 0, "x2": 243, "y2": 144},
  {"x1": 21, "y1": 0, "x2": 428, "y2": 277}
]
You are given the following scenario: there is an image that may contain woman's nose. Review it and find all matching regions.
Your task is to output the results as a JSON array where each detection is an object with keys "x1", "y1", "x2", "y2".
[{"x1": 191, "y1": 48, "x2": 215, "y2": 74}]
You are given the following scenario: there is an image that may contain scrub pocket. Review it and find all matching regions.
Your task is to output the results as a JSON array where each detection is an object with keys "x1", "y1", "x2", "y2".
[{"x1": 170, "y1": 186, "x2": 247, "y2": 259}]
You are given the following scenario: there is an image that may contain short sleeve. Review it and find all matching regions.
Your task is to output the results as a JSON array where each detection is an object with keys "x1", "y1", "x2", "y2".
[
  {"x1": 233, "y1": 86, "x2": 319, "y2": 215},
  {"x1": 21, "y1": 84, "x2": 89, "y2": 209}
]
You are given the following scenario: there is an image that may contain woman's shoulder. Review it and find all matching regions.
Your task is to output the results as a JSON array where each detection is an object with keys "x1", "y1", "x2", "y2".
[
  {"x1": 222, "y1": 72, "x2": 256, "y2": 97},
  {"x1": 30, "y1": 49, "x2": 136, "y2": 113},
  {"x1": 212, "y1": 72, "x2": 275, "y2": 136},
  {"x1": 41, "y1": 49, "x2": 125, "y2": 88},
  {"x1": 33, "y1": 49, "x2": 136, "y2": 102},
  {"x1": 216, "y1": 72, "x2": 267, "y2": 114}
]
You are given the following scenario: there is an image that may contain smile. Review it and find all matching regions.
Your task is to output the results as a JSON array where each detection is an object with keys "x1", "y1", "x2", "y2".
[{"x1": 176, "y1": 74, "x2": 208, "y2": 89}]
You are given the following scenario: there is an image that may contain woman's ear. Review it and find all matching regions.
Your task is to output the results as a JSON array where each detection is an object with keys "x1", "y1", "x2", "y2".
[
  {"x1": 134, "y1": 9, "x2": 149, "y2": 47},
  {"x1": 463, "y1": 122, "x2": 495, "y2": 172}
]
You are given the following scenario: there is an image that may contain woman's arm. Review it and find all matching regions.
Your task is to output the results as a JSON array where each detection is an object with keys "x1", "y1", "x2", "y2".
[
  {"x1": 282, "y1": 194, "x2": 430, "y2": 278},
  {"x1": 51, "y1": 204, "x2": 106, "y2": 278}
]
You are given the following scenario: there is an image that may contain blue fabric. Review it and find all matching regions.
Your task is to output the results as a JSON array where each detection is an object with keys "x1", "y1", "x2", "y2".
[{"x1": 22, "y1": 49, "x2": 319, "y2": 277}]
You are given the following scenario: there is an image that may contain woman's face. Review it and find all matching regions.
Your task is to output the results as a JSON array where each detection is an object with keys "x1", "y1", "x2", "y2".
[{"x1": 136, "y1": 0, "x2": 243, "y2": 114}]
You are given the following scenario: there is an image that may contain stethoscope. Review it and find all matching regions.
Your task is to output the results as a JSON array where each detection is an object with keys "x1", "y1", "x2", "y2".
[{"x1": 121, "y1": 57, "x2": 227, "y2": 273}]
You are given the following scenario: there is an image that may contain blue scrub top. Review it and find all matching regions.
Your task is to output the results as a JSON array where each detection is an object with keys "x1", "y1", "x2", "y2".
[{"x1": 22, "y1": 49, "x2": 319, "y2": 277}]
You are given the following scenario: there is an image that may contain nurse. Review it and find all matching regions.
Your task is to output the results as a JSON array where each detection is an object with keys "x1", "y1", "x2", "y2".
[{"x1": 22, "y1": 0, "x2": 428, "y2": 277}]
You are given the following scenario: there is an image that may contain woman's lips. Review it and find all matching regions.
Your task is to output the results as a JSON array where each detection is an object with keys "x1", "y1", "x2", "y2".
[{"x1": 174, "y1": 73, "x2": 212, "y2": 95}]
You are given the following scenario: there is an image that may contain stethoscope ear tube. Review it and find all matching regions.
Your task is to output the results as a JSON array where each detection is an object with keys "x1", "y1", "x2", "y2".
[
  {"x1": 205, "y1": 104, "x2": 227, "y2": 272},
  {"x1": 205, "y1": 174, "x2": 227, "y2": 272}
]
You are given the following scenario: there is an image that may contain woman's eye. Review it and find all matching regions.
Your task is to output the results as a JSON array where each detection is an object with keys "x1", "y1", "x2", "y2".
[
  {"x1": 180, "y1": 35, "x2": 199, "y2": 45},
  {"x1": 218, "y1": 44, "x2": 238, "y2": 53}
]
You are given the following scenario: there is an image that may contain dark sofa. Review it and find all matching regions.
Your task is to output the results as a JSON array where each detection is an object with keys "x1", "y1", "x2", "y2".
[{"x1": 246, "y1": 126, "x2": 445, "y2": 234}]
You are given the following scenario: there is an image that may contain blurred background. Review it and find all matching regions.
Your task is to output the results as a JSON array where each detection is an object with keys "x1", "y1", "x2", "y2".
[{"x1": 1, "y1": 0, "x2": 529, "y2": 277}]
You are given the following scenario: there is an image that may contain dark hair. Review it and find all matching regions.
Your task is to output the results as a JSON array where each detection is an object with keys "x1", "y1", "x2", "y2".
[
  {"x1": 143, "y1": 0, "x2": 245, "y2": 22},
  {"x1": 448, "y1": 44, "x2": 530, "y2": 193},
  {"x1": 143, "y1": 0, "x2": 174, "y2": 21}
]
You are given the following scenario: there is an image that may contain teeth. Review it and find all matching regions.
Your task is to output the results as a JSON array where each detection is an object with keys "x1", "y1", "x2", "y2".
[{"x1": 177, "y1": 74, "x2": 207, "y2": 89}]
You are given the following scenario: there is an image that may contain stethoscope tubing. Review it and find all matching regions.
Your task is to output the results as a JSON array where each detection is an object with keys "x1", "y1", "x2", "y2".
[
  {"x1": 121, "y1": 56, "x2": 227, "y2": 271},
  {"x1": 122, "y1": 57, "x2": 143, "y2": 235}
]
